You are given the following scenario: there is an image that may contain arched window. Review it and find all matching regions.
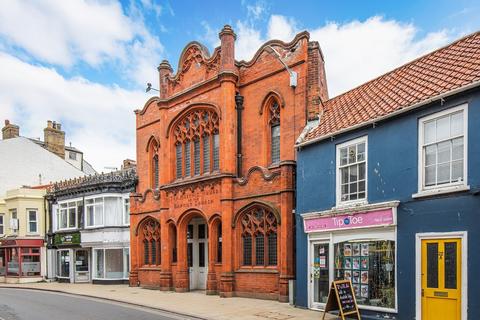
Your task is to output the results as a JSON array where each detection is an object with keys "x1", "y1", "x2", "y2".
[
  {"x1": 240, "y1": 206, "x2": 278, "y2": 267},
  {"x1": 153, "y1": 155, "x2": 159, "y2": 189},
  {"x1": 147, "y1": 137, "x2": 160, "y2": 189},
  {"x1": 269, "y1": 101, "x2": 281, "y2": 164},
  {"x1": 173, "y1": 109, "x2": 219, "y2": 179},
  {"x1": 141, "y1": 219, "x2": 161, "y2": 266},
  {"x1": 217, "y1": 222, "x2": 222, "y2": 263}
]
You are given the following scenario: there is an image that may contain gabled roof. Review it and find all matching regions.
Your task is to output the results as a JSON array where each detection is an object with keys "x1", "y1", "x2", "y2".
[
  {"x1": 300, "y1": 31, "x2": 480, "y2": 145},
  {"x1": 0, "y1": 137, "x2": 85, "y2": 196}
]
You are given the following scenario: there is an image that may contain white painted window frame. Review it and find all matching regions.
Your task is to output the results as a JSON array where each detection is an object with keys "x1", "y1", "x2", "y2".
[
  {"x1": 415, "y1": 231, "x2": 468, "y2": 320},
  {"x1": 307, "y1": 225, "x2": 397, "y2": 313},
  {"x1": 26, "y1": 208, "x2": 39, "y2": 234},
  {"x1": 57, "y1": 197, "x2": 82, "y2": 231},
  {"x1": 92, "y1": 247, "x2": 129, "y2": 280},
  {"x1": 336, "y1": 136, "x2": 368, "y2": 207},
  {"x1": 84, "y1": 196, "x2": 105, "y2": 229},
  {"x1": 415, "y1": 104, "x2": 469, "y2": 198},
  {"x1": 123, "y1": 196, "x2": 130, "y2": 226}
]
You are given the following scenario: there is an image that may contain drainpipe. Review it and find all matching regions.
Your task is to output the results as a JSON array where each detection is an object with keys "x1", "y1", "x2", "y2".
[{"x1": 235, "y1": 92, "x2": 244, "y2": 177}]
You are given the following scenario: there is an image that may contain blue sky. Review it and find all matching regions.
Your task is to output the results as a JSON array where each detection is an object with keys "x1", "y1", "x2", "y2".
[{"x1": 0, "y1": 0, "x2": 479, "y2": 172}]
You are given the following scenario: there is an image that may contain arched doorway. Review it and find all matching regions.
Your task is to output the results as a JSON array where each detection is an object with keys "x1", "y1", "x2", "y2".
[{"x1": 186, "y1": 217, "x2": 208, "y2": 290}]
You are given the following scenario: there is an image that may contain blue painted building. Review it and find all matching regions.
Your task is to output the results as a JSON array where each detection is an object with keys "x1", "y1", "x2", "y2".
[{"x1": 294, "y1": 32, "x2": 480, "y2": 320}]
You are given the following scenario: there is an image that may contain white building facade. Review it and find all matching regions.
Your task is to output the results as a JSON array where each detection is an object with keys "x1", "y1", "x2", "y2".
[{"x1": 46, "y1": 169, "x2": 136, "y2": 283}]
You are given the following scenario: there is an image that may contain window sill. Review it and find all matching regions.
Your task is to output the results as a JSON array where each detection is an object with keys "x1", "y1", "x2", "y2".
[
  {"x1": 235, "y1": 267, "x2": 278, "y2": 274},
  {"x1": 333, "y1": 200, "x2": 369, "y2": 210},
  {"x1": 412, "y1": 185, "x2": 470, "y2": 199}
]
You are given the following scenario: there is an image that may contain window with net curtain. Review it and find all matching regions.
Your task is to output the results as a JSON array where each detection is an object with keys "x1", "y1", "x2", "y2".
[{"x1": 174, "y1": 109, "x2": 220, "y2": 179}]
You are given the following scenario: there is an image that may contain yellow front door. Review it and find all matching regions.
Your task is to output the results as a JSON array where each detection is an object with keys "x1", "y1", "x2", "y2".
[{"x1": 421, "y1": 238, "x2": 461, "y2": 320}]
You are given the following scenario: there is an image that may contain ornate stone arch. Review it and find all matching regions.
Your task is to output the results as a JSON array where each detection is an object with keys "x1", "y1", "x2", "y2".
[
  {"x1": 165, "y1": 103, "x2": 222, "y2": 138},
  {"x1": 135, "y1": 215, "x2": 160, "y2": 236},
  {"x1": 232, "y1": 201, "x2": 281, "y2": 228},
  {"x1": 145, "y1": 135, "x2": 160, "y2": 152},
  {"x1": 259, "y1": 91, "x2": 285, "y2": 115}
]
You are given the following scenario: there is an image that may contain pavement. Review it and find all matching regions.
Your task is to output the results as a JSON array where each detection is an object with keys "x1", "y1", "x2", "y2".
[{"x1": 0, "y1": 282, "x2": 336, "y2": 320}]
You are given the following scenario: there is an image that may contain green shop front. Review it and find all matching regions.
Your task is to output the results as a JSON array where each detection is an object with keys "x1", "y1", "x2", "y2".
[{"x1": 53, "y1": 232, "x2": 90, "y2": 283}]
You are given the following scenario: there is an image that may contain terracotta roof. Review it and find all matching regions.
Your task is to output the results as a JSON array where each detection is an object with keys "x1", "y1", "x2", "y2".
[{"x1": 303, "y1": 31, "x2": 480, "y2": 143}]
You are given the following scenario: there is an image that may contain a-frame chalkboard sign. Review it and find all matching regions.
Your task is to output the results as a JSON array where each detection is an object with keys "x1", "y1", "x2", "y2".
[{"x1": 321, "y1": 280, "x2": 361, "y2": 320}]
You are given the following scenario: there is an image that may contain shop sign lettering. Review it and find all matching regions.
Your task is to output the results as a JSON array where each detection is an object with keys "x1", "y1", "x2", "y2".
[{"x1": 304, "y1": 208, "x2": 394, "y2": 233}]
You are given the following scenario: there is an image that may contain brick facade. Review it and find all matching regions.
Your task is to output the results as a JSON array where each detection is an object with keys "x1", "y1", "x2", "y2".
[{"x1": 130, "y1": 25, "x2": 327, "y2": 302}]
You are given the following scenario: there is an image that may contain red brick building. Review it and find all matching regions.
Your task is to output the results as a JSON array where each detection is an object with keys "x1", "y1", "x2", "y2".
[{"x1": 130, "y1": 25, "x2": 328, "y2": 302}]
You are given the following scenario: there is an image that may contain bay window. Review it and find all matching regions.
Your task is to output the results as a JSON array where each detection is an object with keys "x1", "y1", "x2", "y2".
[
  {"x1": 123, "y1": 197, "x2": 130, "y2": 225},
  {"x1": 58, "y1": 201, "x2": 81, "y2": 230},
  {"x1": 418, "y1": 104, "x2": 468, "y2": 193},
  {"x1": 337, "y1": 137, "x2": 367, "y2": 205},
  {"x1": 86, "y1": 197, "x2": 104, "y2": 227}
]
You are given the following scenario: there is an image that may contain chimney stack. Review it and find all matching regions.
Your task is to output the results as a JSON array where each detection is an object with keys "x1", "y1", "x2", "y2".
[
  {"x1": 44, "y1": 120, "x2": 65, "y2": 159},
  {"x1": 2, "y1": 119, "x2": 20, "y2": 140}
]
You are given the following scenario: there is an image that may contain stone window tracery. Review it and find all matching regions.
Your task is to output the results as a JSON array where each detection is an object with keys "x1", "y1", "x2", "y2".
[
  {"x1": 240, "y1": 207, "x2": 278, "y2": 267},
  {"x1": 269, "y1": 101, "x2": 281, "y2": 165},
  {"x1": 142, "y1": 219, "x2": 161, "y2": 266},
  {"x1": 174, "y1": 109, "x2": 219, "y2": 178}
]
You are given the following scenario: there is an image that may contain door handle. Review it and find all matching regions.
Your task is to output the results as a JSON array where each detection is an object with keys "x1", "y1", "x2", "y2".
[{"x1": 421, "y1": 289, "x2": 424, "y2": 297}]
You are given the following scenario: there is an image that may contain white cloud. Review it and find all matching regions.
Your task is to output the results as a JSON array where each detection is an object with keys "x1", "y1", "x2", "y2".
[
  {"x1": 0, "y1": 0, "x2": 164, "y2": 86},
  {"x1": 246, "y1": 1, "x2": 267, "y2": 20},
  {"x1": 267, "y1": 15, "x2": 299, "y2": 41},
  {"x1": 233, "y1": 15, "x2": 453, "y2": 97},
  {"x1": 235, "y1": 21, "x2": 265, "y2": 61},
  {"x1": 0, "y1": 52, "x2": 147, "y2": 171},
  {"x1": 309, "y1": 16, "x2": 451, "y2": 96}
]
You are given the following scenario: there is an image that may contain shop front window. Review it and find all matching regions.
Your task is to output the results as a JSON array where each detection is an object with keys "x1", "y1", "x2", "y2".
[
  {"x1": 7, "y1": 248, "x2": 19, "y2": 276},
  {"x1": 95, "y1": 249, "x2": 104, "y2": 278},
  {"x1": 94, "y1": 248, "x2": 129, "y2": 280},
  {"x1": 334, "y1": 240, "x2": 395, "y2": 309},
  {"x1": 57, "y1": 250, "x2": 70, "y2": 278},
  {"x1": 0, "y1": 248, "x2": 5, "y2": 275},
  {"x1": 21, "y1": 248, "x2": 41, "y2": 276}
]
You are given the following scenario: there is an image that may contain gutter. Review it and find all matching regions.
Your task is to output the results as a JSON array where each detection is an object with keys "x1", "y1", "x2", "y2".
[{"x1": 295, "y1": 80, "x2": 480, "y2": 148}]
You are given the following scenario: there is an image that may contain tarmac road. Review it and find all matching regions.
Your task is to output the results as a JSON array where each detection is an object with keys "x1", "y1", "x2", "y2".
[{"x1": 0, "y1": 288, "x2": 198, "y2": 320}]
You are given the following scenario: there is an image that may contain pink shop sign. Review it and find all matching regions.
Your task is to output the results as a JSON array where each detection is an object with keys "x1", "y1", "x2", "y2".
[{"x1": 303, "y1": 208, "x2": 395, "y2": 233}]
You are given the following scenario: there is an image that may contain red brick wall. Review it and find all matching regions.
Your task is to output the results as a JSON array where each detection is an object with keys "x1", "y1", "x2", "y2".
[{"x1": 130, "y1": 25, "x2": 327, "y2": 302}]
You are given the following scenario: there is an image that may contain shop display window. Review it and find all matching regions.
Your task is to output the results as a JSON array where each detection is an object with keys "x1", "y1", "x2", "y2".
[
  {"x1": 94, "y1": 248, "x2": 129, "y2": 280},
  {"x1": 7, "y1": 248, "x2": 19, "y2": 276},
  {"x1": 20, "y1": 248, "x2": 41, "y2": 276},
  {"x1": 334, "y1": 240, "x2": 395, "y2": 309},
  {"x1": 0, "y1": 248, "x2": 5, "y2": 275}
]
